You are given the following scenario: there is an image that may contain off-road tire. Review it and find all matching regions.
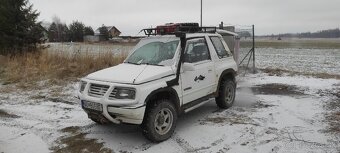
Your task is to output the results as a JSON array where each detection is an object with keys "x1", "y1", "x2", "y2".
[
  {"x1": 89, "y1": 117, "x2": 104, "y2": 124},
  {"x1": 216, "y1": 79, "x2": 236, "y2": 109},
  {"x1": 142, "y1": 99, "x2": 177, "y2": 142}
]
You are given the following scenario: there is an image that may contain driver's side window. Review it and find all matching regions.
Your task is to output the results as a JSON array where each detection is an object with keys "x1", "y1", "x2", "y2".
[{"x1": 184, "y1": 38, "x2": 210, "y2": 63}]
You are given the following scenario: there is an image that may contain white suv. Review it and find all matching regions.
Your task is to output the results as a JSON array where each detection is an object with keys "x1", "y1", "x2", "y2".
[{"x1": 78, "y1": 23, "x2": 238, "y2": 142}]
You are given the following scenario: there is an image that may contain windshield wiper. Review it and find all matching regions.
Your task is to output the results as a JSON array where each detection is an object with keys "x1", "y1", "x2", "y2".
[
  {"x1": 141, "y1": 63, "x2": 164, "y2": 66},
  {"x1": 124, "y1": 61, "x2": 141, "y2": 65}
]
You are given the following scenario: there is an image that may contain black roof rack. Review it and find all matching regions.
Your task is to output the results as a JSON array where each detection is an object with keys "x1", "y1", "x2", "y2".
[{"x1": 142, "y1": 23, "x2": 217, "y2": 36}]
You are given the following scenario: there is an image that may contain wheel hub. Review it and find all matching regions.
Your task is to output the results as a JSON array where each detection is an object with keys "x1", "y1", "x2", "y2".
[
  {"x1": 157, "y1": 115, "x2": 165, "y2": 125},
  {"x1": 154, "y1": 108, "x2": 173, "y2": 135},
  {"x1": 225, "y1": 84, "x2": 235, "y2": 104}
]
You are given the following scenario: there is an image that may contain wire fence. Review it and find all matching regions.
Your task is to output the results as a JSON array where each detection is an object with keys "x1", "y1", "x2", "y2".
[
  {"x1": 218, "y1": 23, "x2": 255, "y2": 76},
  {"x1": 238, "y1": 25, "x2": 255, "y2": 76}
]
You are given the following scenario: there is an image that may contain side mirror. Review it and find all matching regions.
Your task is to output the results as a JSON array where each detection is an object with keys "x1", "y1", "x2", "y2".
[{"x1": 183, "y1": 63, "x2": 195, "y2": 71}]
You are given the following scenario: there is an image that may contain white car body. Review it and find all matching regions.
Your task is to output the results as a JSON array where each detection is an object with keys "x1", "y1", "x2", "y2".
[{"x1": 78, "y1": 33, "x2": 238, "y2": 125}]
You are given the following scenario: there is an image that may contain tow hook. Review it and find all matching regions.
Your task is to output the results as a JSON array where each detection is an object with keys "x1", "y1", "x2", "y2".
[
  {"x1": 99, "y1": 117, "x2": 110, "y2": 124},
  {"x1": 88, "y1": 113, "x2": 110, "y2": 124}
]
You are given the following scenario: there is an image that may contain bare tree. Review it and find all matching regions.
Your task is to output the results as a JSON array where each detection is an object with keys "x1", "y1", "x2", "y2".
[{"x1": 52, "y1": 15, "x2": 63, "y2": 41}]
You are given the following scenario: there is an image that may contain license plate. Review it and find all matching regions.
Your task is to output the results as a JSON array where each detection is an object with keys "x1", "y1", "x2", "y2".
[{"x1": 82, "y1": 101, "x2": 103, "y2": 112}]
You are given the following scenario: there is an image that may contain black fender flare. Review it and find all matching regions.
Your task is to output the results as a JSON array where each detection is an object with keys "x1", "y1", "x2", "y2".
[
  {"x1": 216, "y1": 69, "x2": 237, "y2": 96},
  {"x1": 144, "y1": 87, "x2": 181, "y2": 113}
]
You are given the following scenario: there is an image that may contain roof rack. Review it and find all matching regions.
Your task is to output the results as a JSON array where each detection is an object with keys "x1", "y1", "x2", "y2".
[{"x1": 142, "y1": 23, "x2": 217, "y2": 36}]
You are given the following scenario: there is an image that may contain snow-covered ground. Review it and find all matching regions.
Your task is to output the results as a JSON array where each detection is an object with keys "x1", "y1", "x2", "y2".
[
  {"x1": 240, "y1": 48, "x2": 340, "y2": 75},
  {"x1": 1, "y1": 72, "x2": 339, "y2": 153}
]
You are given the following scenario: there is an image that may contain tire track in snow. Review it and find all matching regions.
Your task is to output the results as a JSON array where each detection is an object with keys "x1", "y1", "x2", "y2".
[{"x1": 171, "y1": 133, "x2": 196, "y2": 152}]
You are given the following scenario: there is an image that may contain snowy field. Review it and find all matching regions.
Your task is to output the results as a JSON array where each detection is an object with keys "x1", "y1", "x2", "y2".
[
  {"x1": 46, "y1": 42, "x2": 134, "y2": 56},
  {"x1": 47, "y1": 43, "x2": 340, "y2": 75},
  {"x1": 0, "y1": 72, "x2": 339, "y2": 153},
  {"x1": 1, "y1": 42, "x2": 339, "y2": 152},
  {"x1": 241, "y1": 48, "x2": 340, "y2": 75}
]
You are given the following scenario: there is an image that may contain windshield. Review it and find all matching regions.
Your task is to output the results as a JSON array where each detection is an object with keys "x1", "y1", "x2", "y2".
[{"x1": 125, "y1": 37, "x2": 180, "y2": 66}]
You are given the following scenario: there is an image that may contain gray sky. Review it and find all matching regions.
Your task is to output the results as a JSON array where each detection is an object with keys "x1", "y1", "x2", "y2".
[{"x1": 30, "y1": 0, "x2": 340, "y2": 36}]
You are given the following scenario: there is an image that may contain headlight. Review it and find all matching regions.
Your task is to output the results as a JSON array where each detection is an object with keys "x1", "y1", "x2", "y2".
[
  {"x1": 111, "y1": 87, "x2": 136, "y2": 99},
  {"x1": 79, "y1": 81, "x2": 87, "y2": 92}
]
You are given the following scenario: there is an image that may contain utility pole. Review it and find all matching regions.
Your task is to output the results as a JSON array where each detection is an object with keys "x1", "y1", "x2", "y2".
[{"x1": 200, "y1": 0, "x2": 202, "y2": 27}]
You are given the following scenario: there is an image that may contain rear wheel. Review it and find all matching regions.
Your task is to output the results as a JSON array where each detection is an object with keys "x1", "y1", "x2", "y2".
[
  {"x1": 142, "y1": 99, "x2": 177, "y2": 142},
  {"x1": 216, "y1": 79, "x2": 236, "y2": 109}
]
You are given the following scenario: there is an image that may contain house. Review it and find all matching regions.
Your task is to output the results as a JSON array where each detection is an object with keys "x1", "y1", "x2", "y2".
[{"x1": 94, "y1": 26, "x2": 121, "y2": 37}]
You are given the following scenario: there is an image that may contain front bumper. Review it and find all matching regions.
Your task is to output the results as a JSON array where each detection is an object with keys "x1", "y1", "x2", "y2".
[
  {"x1": 107, "y1": 105, "x2": 145, "y2": 124},
  {"x1": 82, "y1": 102, "x2": 146, "y2": 124},
  {"x1": 78, "y1": 79, "x2": 146, "y2": 125}
]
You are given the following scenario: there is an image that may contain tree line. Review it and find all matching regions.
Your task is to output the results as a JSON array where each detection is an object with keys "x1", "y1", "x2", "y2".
[
  {"x1": 47, "y1": 19, "x2": 95, "y2": 42},
  {"x1": 268, "y1": 28, "x2": 340, "y2": 38},
  {"x1": 0, "y1": 0, "x2": 111, "y2": 55},
  {"x1": 47, "y1": 20, "x2": 111, "y2": 42}
]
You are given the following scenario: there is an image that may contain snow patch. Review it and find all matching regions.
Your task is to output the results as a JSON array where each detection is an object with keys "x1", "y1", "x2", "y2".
[{"x1": 0, "y1": 126, "x2": 49, "y2": 153}]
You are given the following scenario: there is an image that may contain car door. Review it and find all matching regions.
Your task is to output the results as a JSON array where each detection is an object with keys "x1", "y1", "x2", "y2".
[{"x1": 181, "y1": 37, "x2": 216, "y2": 104}]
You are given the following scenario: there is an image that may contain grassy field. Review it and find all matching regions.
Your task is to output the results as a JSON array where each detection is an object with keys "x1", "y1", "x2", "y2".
[
  {"x1": 1, "y1": 50, "x2": 127, "y2": 87},
  {"x1": 1, "y1": 38, "x2": 339, "y2": 87},
  {"x1": 240, "y1": 38, "x2": 340, "y2": 49}
]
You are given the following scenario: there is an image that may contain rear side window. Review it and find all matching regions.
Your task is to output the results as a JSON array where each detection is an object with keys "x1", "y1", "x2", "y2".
[
  {"x1": 184, "y1": 38, "x2": 211, "y2": 63},
  {"x1": 210, "y1": 36, "x2": 229, "y2": 58}
]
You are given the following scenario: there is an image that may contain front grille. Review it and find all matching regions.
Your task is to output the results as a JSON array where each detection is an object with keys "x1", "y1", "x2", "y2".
[
  {"x1": 88, "y1": 84, "x2": 110, "y2": 98},
  {"x1": 109, "y1": 88, "x2": 118, "y2": 99}
]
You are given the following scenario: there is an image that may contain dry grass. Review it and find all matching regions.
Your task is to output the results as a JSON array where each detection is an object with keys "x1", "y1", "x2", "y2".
[
  {"x1": 1, "y1": 49, "x2": 127, "y2": 86},
  {"x1": 0, "y1": 55, "x2": 6, "y2": 79},
  {"x1": 325, "y1": 112, "x2": 340, "y2": 133},
  {"x1": 260, "y1": 68, "x2": 340, "y2": 80}
]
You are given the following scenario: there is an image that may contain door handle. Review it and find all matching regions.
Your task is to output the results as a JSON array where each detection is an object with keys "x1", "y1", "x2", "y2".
[
  {"x1": 208, "y1": 67, "x2": 213, "y2": 72},
  {"x1": 194, "y1": 75, "x2": 205, "y2": 81},
  {"x1": 198, "y1": 75, "x2": 205, "y2": 80}
]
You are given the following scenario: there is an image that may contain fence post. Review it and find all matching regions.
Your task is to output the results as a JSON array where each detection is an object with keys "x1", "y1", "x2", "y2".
[
  {"x1": 219, "y1": 22, "x2": 223, "y2": 29},
  {"x1": 252, "y1": 25, "x2": 255, "y2": 74},
  {"x1": 234, "y1": 36, "x2": 240, "y2": 66}
]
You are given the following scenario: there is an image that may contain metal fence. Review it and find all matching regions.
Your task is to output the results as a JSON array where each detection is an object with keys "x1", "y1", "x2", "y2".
[{"x1": 218, "y1": 23, "x2": 255, "y2": 75}]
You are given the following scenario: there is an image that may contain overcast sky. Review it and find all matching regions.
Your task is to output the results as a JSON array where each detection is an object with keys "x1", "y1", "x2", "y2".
[{"x1": 29, "y1": 0, "x2": 340, "y2": 36}]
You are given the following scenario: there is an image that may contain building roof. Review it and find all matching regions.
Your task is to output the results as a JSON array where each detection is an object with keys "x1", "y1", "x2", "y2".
[{"x1": 94, "y1": 26, "x2": 121, "y2": 35}]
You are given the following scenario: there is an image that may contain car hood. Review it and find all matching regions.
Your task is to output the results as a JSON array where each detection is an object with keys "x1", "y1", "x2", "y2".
[{"x1": 86, "y1": 63, "x2": 175, "y2": 84}]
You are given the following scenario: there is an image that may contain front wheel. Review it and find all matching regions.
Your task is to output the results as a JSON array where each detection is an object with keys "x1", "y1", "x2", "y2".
[
  {"x1": 215, "y1": 79, "x2": 236, "y2": 109},
  {"x1": 142, "y1": 99, "x2": 177, "y2": 142}
]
